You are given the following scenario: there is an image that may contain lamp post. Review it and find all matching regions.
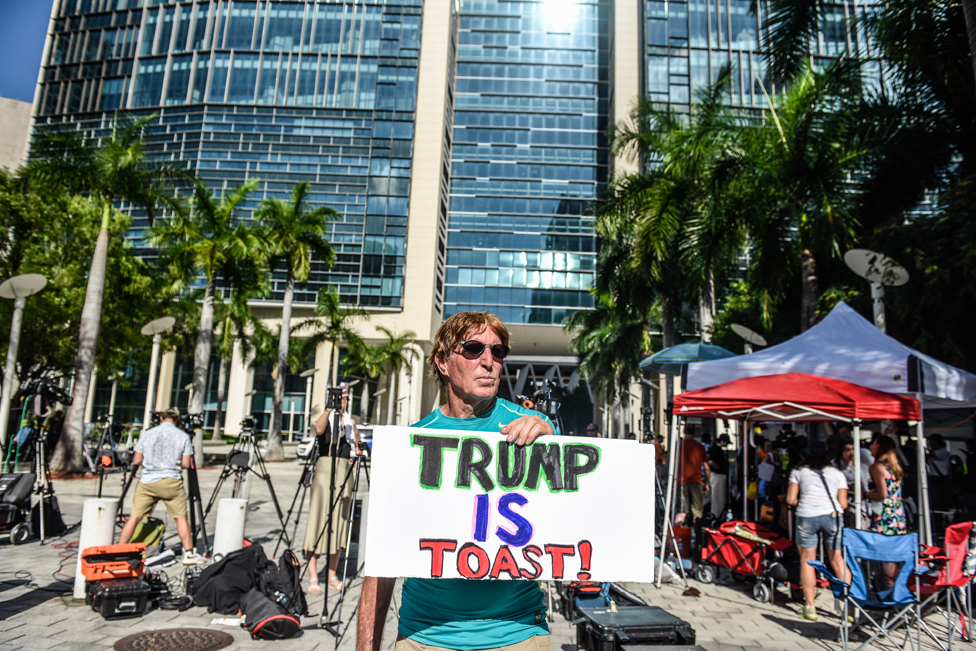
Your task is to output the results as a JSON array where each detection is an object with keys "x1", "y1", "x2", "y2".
[
  {"x1": 844, "y1": 249, "x2": 909, "y2": 334},
  {"x1": 0, "y1": 274, "x2": 47, "y2": 449},
  {"x1": 139, "y1": 317, "x2": 175, "y2": 437},
  {"x1": 299, "y1": 368, "x2": 317, "y2": 440}
]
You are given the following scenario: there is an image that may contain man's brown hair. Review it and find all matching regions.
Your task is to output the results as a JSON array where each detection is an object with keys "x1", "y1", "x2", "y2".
[{"x1": 427, "y1": 311, "x2": 510, "y2": 386}]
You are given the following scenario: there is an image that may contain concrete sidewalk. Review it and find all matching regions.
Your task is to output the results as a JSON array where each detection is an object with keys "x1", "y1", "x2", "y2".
[{"x1": 0, "y1": 454, "x2": 960, "y2": 651}]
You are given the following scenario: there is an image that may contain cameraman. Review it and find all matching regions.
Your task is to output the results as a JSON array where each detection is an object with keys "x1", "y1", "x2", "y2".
[
  {"x1": 304, "y1": 382, "x2": 362, "y2": 593},
  {"x1": 118, "y1": 407, "x2": 205, "y2": 565}
]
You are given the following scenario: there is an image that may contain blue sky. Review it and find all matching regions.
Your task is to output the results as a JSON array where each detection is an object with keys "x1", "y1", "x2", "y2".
[{"x1": 0, "y1": 0, "x2": 52, "y2": 103}]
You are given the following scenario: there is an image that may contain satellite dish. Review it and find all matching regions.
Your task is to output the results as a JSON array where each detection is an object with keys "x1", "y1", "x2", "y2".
[
  {"x1": 141, "y1": 316, "x2": 176, "y2": 336},
  {"x1": 299, "y1": 368, "x2": 317, "y2": 378},
  {"x1": 0, "y1": 274, "x2": 47, "y2": 299},
  {"x1": 844, "y1": 249, "x2": 909, "y2": 287},
  {"x1": 730, "y1": 324, "x2": 767, "y2": 347}
]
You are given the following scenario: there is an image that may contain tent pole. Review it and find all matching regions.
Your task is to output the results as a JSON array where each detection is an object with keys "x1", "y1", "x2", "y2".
[
  {"x1": 915, "y1": 404, "x2": 931, "y2": 545},
  {"x1": 743, "y1": 419, "x2": 749, "y2": 522},
  {"x1": 853, "y1": 419, "x2": 862, "y2": 531},
  {"x1": 657, "y1": 406, "x2": 681, "y2": 589}
]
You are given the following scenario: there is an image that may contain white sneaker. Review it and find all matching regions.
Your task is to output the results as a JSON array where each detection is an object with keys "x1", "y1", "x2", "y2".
[{"x1": 182, "y1": 550, "x2": 206, "y2": 566}]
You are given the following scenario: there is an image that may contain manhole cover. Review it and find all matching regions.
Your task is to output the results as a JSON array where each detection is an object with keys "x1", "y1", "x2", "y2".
[{"x1": 114, "y1": 628, "x2": 235, "y2": 651}]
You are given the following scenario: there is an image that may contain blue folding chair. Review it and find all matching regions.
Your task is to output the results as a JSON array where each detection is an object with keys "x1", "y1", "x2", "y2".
[{"x1": 809, "y1": 530, "x2": 928, "y2": 651}]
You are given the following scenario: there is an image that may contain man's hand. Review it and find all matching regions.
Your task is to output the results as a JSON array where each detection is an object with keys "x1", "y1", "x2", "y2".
[
  {"x1": 703, "y1": 482, "x2": 711, "y2": 495},
  {"x1": 500, "y1": 414, "x2": 553, "y2": 446}
]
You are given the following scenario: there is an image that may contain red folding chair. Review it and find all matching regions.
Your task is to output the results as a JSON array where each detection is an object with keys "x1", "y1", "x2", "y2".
[{"x1": 915, "y1": 521, "x2": 974, "y2": 650}]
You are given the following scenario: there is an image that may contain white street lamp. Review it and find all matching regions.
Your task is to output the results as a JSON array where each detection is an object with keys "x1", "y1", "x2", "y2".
[
  {"x1": 139, "y1": 316, "x2": 175, "y2": 435},
  {"x1": 0, "y1": 274, "x2": 47, "y2": 448},
  {"x1": 844, "y1": 249, "x2": 909, "y2": 334},
  {"x1": 299, "y1": 368, "x2": 317, "y2": 441}
]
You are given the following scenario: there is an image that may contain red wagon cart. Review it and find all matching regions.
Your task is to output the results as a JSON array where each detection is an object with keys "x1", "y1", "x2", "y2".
[{"x1": 694, "y1": 520, "x2": 794, "y2": 603}]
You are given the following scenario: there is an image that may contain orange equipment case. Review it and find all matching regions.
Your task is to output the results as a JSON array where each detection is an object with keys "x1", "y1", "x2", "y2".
[{"x1": 81, "y1": 543, "x2": 146, "y2": 581}]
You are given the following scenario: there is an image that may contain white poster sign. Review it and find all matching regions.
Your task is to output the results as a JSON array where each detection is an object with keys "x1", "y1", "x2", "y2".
[{"x1": 363, "y1": 426, "x2": 655, "y2": 582}]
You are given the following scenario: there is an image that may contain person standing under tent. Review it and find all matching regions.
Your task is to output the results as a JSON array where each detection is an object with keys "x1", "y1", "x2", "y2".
[
  {"x1": 677, "y1": 425, "x2": 710, "y2": 523},
  {"x1": 786, "y1": 440, "x2": 850, "y2": 622},
  {"x1": 866, "y1": 435, "x2": 907, "y2": 536},
  {"x1": 304, "y1": 381, "x2": 362, "y2": 594},
  {"x1": 356, "y1": 311, "x2": 554, "y2": 651},
  {"x1": 832, "y1": 433, "x2": 872, "y2": 529},
  {"x1": 708, "y1": 434, "x2": 731, "y2": 518}
]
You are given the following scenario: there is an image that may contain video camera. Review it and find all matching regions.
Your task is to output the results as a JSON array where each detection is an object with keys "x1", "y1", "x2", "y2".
[
  {"x1": 240, "y1": 416, "x2": 256, "y2": 433},
  {"x1": 516, "y1": 379, "x2": 561, "y2": 420},
  {"x1": 180, "y1": 412, "x2": 205, "y2": 432},
  {"x1": 20, "y1": 378, "x2": 73, "y2": 408}
]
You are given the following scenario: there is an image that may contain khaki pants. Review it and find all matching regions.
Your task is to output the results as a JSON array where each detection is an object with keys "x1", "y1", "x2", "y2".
[
  {"x1": 395, "y1": 634, "x2": 552, "y2": 651},
  {"x1": 131, "y1": 477, "x2": 188, "y2": 520},
  {"x1": 681, "y1": 482, "x2": 704, "y2": 519}
]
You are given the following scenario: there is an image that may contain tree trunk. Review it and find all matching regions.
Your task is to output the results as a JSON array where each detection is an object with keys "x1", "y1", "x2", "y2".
[
  {"x1": 360, "y1": 380, "x2": 369, "y2": 424},
  {"x1": 267, "y1": 270, "x2": 293, "y2": 461},
  {"x1": 190, "y1": 277, "x2": 216, "y2": 468},
  {"x1": 53, "y1": 214, "x2": 111, "y2": 473},
  {"x1": 963, "y1": 0, "x2": 976, "y2": 100},
  {"x1": 661, "y1": 294, "x2": 675, "y2": 349},
  {"x1": 699, "y1": 273, "x2": 716, "y2": 342},
  {"x1": 800, "y1": 249, "x2": 818, "y2": 332},
  {"x1": 212, "y1": 357, "x2": 229, "y2": 442},
  {"x1": 386, "y1": 367, "x2": 397, "y2": 426},
  {"x1": 331, "y1": 341, "x2": 339, "y2": 388}
]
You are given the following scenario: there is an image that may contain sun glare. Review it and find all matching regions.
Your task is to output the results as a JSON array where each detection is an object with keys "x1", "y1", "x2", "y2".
[{"x1": 542, "y1": 0, "x2": 579, "y2": 33}]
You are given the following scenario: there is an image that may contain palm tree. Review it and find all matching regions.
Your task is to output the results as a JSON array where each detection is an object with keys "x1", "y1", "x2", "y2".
[
  {"x1": 343, "y1": 337, "x2": 385, "y2": 424},
  {"x1": 733, "y1": 61, "x2": 865, "y2": 330},
  {"x1": 599, "y1": 66, "x2": 743, "y2": 344},
  {"x1": 148, "y1": 179, "x2": 265, "y2": 464},
  {"x1": 297, "y1": 287, "x2": 368, "y2": 390},
  {"x1": 256, "y1": 182, "x2": 339, "y2": 460},
  {"x1": 211, "y1": 296, "x2": 269, "y2": 441},
  {"x1": 28, "y1": 115, "x2": 186, "y2": 472},
  {"x1": 375, "y1": 326, "x2": 418, "y2": 425}
]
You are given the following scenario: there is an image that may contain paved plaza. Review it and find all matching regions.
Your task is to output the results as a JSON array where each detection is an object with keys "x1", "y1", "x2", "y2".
[{"x1": 0, "y1": 444, "x2": 963, "y2": 651}]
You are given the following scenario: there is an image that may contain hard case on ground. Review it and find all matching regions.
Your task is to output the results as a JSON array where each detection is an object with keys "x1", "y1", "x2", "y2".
[
  {"x1": 81, "y1": 543, "x2": 146, "y2": 581},
  {"x1": 576, "y1": 606, "x2": 696, "y2": 651},
  {"x1": 87, "y1": 577, "x2": 150, "y2": 619}
]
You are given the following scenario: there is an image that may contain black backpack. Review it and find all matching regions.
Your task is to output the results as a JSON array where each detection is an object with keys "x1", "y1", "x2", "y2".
[
  {"x1": 240, "y1": 588, "x2": 300, "y2": 640},
  {"x1": 192, "y1": 545, "x2": 268, "y2": 614},
  {"x1": 254, "y1": 549, "x2": 308, "y2": 618},
  {"x1": 277, "y1": 549, "x2": 309, "y2": 617}
]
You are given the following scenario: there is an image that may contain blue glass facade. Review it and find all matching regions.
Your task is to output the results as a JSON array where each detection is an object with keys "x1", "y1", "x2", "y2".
[
  {"x1": 646, "y1": 0, "x2": 884, "y2": 107},
  {"x1": 444, "y1": 0, "x2": 609, "y2": 326},
  {"x1": 35, "y1": 0, "x2": 422, "y2": 309}
]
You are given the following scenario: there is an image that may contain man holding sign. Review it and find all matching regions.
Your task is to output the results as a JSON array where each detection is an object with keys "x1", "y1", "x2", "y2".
[{"x1": 358, "y1": 311, "x2": 556, "y2": 651}]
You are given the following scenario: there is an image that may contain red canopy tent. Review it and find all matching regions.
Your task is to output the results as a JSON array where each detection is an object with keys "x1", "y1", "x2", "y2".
[
  {"x1": 655, "y1": 373, "x2": 921, "y2": 587},
  {"x1": 674, "y1": 372, "x2": 921, "y2": 422}
]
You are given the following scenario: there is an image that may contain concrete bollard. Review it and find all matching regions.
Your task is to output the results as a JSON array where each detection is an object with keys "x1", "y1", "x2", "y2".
[
  {"x1": 73, "y1": 498, "x2": 119, "y2": 600},
  {"x1": 212, "y1": 498, "x2": 247, "y2": 559}
]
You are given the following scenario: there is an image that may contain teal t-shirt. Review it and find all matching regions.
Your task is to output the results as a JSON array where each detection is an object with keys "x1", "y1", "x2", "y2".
[{"x1": 397, "y1": 398, "x2": 553, "y2": 649}]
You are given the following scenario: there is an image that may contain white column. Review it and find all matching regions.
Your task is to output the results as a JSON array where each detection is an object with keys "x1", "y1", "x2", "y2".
[{"x1": 224, "y1": 341, "x2": 249, "y2": 436}]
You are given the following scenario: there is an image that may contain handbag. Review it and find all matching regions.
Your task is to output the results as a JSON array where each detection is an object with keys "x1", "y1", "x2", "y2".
[{"x1": 747, "y1": 481, "x2": 758, "y2": 500}]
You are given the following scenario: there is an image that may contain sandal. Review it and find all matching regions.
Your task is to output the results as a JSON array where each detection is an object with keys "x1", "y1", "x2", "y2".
[
  {"x1": 328, "y1": 577, "x2": 343, "y2": 592},
  {"x1": 308, "y1": 579, "x2": 323, "y2": 594}
]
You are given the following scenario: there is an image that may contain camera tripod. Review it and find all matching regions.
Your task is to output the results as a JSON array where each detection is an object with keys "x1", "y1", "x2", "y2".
[{"x1": 201, "y1": 425, "x2": 291, "y2": 552}]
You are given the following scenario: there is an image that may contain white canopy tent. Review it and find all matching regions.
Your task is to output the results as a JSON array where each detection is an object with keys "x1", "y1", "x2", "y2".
[
  {"x1": 683, "y1": 302, "x2": 976, "y2": 543},
  {"x1": 685, "y1": 302, "x2": 976, "y2": 407}
]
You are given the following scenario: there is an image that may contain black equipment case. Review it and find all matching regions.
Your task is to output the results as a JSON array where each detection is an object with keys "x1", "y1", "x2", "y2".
[
  {"x1": 87, "y1": 577, "x2": 151, "y2": 620},
  {"x1": 620, "y1": 646, "x2": 706, "y2": 651},
  {"x1": 577, "y1": 607, "x2": 696, "y2": 651},
  {"x1": 0, "y1": 474, "x2": 33, "y2": 526}
]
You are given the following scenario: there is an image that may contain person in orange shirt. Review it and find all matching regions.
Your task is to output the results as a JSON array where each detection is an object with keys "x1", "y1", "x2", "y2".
[{"x1": 677, "y1": 424, "x2": 710, "y2": 522}]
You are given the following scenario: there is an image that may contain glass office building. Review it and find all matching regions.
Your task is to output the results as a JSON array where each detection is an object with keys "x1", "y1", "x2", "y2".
[
  {"x1": 443, "y1": 0, "x2": 609, "y2": 326},
  {"x1": 645, "y1": 0, "x2": 883, "y2": 108},
  {"x1": 35, "y1": 0, "x2": 422, "y2": 309}
]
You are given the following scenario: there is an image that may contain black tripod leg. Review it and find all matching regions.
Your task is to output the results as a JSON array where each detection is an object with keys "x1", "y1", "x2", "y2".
[{"x1": 328, "y1": 459, "x2": 364, "y2": 648}]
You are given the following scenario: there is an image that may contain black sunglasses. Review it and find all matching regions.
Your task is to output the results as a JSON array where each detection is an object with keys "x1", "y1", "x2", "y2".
[{"x1": 456, "y1": 339, "x2": 511, "y2": 360}]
